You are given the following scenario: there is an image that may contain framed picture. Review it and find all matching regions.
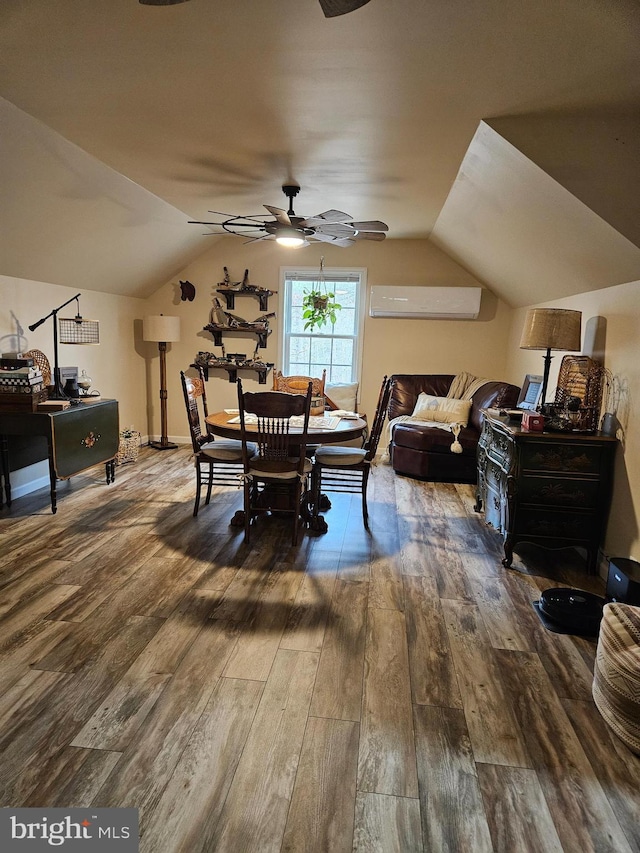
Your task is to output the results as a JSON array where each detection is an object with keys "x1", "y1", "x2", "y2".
[{"x1": 517, "y1": 374, "x2": 543, "y2": 410}]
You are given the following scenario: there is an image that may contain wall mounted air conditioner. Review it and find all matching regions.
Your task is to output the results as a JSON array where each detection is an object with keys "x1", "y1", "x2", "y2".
[{"x1": 369, "y1": 286, "x2": 482, "y2": 319}]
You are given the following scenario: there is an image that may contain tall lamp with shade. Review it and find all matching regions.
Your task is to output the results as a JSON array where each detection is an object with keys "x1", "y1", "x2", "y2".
[
  {"x1": 519, "y1": 308, "x2": 582, "y2": 410},
  {"x1": 143, "y1": 314, "x2": 180, "y2": 450}
]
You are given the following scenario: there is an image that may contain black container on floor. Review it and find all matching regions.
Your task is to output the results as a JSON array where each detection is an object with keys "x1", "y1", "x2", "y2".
[
  {"x1": 606, "y1": 557, "x2": 640, "y2": 605},
  {"x1": 538, "y1": 588, "x2": 605, "y2": 636}
]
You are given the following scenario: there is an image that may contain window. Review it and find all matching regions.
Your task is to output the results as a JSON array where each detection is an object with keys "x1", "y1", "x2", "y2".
[{"x1": 280, "y1": 267, "x2": 366, "y2": 383}]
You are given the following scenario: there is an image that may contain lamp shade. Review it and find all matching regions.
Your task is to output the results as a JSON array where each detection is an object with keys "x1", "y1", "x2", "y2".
[
  {"x1": 143, "y1": 315, "x2": 180, "y2": 343},
  {"x1": 520, "y1": 308, "x2": 582, "y2": 352}
]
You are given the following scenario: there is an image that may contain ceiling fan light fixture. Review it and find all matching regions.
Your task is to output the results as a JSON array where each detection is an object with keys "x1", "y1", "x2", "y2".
[{"x1": 276, "y1": 228, "x2": 305, "y2": 248}]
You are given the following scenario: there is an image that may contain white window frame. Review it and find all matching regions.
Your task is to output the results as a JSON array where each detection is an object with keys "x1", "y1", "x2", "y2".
[{"x1": 278, "y1": 266, "x2": 367, "y2": 387}]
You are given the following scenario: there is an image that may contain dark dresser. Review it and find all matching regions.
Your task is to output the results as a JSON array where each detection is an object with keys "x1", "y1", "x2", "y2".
[
  {"x1": 0, "y1": 399, "x2": 119, "y2": 513},
  {"x1": 475, "y1": 411, "x2": 617, "y2": 573}
]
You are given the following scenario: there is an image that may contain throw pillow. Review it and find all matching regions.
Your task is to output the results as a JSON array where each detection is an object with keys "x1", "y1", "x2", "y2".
[
  {"x1": 326, "y1": 382, "x2": 359, "y2": 412},
  {"x1": 411, "y1": 393, "x2": 471, "y2": 426}
]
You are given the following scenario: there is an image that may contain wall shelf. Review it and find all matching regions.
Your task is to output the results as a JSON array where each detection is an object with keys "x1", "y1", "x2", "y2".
[
  {"x1": 192, "y1": 362, "x2": 273, "y2": 384},
  {"x1": 216, "y1": 287, "x2": 274, "y2": 313},
  {"x1": 203, "y1": 324, "x2": 271, "y2": 349}
]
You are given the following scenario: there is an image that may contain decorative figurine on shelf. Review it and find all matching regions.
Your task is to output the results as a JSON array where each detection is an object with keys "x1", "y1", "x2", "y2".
[
  {"x1": 209, "y1": 298, "x2": 247, "y2": 327},
  {"x1": 251, "y1": 311, "x2": 277, "y2": 326},
  {"x1": 216, "y1": 267, "x2": 277, "y2": 297}
]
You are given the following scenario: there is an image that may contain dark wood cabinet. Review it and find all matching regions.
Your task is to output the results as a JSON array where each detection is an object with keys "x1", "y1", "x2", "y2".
[
  {"x1": 475, "y1": 412, "x2": 617, "y2": 573},
  {"x1": 0, "y1": 399, "x2": 119, "y2": 513}
]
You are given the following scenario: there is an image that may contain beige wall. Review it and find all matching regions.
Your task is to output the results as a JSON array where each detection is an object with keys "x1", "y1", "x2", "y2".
[
  {"x1": 506, "y1": 280, "x2": 640, "y2": 562},
  {"x1": 143, "y1": 236, "x2": 514, "y2": 440},
  {"x1": 0, "y1": 274, "x2": 148, "y2": 436}
]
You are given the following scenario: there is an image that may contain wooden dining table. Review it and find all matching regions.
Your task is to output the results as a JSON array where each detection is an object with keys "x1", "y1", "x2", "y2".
[{"x1": 205, "y1": 410, "x2": 368, "y2": 532}]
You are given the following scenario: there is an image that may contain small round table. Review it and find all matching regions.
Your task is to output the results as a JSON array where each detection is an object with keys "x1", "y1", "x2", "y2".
[{"x1": 205, "y1": 410, "x2": 367, "y2": 532}]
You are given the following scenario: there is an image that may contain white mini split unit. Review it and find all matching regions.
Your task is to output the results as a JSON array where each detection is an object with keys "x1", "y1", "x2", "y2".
[{"x1": 369, "y1": 286, "x2": 482, "y2": 319}]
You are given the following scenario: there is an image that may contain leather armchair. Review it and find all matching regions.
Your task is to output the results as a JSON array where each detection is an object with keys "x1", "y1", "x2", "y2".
[{"x1": 388, "y1": 374, "x2": 520, "y2": 483}]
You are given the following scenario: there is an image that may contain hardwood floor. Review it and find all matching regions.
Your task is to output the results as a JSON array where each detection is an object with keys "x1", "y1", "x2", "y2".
[{"x1": 0, "y1": 447, "x2": 638, "y2": 852}]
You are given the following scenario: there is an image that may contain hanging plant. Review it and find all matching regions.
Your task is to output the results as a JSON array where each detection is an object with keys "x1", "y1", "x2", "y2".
[{"x1": 301, "y1": 257, "x2": 342, "y2": 331}]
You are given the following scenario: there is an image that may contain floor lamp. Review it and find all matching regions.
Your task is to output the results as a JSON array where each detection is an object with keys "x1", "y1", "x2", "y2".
[
  {"x1": 519, "y1": 308, "x2": 582, "y2": 409},
  {"x1": 143, "y1": 314, "x2": 180, "y2": 450}
]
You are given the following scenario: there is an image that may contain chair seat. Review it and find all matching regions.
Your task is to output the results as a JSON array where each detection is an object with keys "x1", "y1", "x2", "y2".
[
  {"x1": 249, "y1": 456, "x2": 313, "y2": 479},
  {"x1": 201, "y1": 439, "x2": 256, "y2": 461},
  {"x1": 315, "y1": 445, "x2": 367, "y2": 466}
]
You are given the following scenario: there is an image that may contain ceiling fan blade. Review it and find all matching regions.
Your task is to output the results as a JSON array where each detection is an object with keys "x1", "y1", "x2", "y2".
[
  {"x1": 318, "y1": 0, "x2": 372, "y2": 18},
  {"x1": 313, "y1": 223, "x2": 356, "y2": 238},
  {"x1": 264, "y1": 205, "x2": 291, "y2": 226},
  {"x1": 309, "y1": 231, "x2": 344, "y2": 243},
  {"x1": 349, "y1": 220, "x2": 389, "y2": 232},
  {"x1": 353, "y1": 231, "x2": 386, "y2": 241},
  {"x1": 301, "y1": 209, "x2": 353, "y2": 226},
  {"x1": 139, "y1": 0, "x2": 191, "y2": 5}
]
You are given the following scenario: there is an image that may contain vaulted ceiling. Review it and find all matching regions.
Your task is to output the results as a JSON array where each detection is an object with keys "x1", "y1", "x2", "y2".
[{"x1": 2, "y1": 0, "x2": 639, "y2": 302}]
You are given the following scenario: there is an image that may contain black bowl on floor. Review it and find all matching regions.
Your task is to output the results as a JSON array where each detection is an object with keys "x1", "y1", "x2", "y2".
[{"x1": 538, "y1": 587, "x2": 605, "y2": 635}]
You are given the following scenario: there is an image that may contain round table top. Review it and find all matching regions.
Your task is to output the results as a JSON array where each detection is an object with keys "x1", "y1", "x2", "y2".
[{"x1": 205, "y1": 410, "x2": 367, "y2": 444}]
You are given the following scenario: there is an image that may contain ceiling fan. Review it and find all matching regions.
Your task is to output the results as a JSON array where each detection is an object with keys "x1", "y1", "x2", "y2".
[
  {"x1": 188, "y1": 184, "x2": 389, "y2": 248},
  {"x1": 139, "y1": 0, "x2": 373, "y2": 18}
]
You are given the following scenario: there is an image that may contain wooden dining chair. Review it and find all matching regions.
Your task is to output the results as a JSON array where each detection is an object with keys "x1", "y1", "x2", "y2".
[
  {"x1": 237, "y1": 379, "x2": 313, "y2": 545},
  {"x1": 180, "y1": 368, "x2": 256, "y2": 517},
  {"x1": 272, "y1": 368, "x2": 326, "y2": 398},
  {"x1": 311, "y1": 375, "x2": 392, "y2": 530}
]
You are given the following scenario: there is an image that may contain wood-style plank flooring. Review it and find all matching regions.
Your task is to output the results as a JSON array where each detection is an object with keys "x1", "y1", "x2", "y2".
[{"x1": 1, "y1": 447, "x2": 638, "y2": 852}]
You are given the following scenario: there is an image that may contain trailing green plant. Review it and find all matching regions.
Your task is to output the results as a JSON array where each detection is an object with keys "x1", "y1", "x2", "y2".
[{"x1": 301, "y1": 288, "x2": 342, "y2": 330}]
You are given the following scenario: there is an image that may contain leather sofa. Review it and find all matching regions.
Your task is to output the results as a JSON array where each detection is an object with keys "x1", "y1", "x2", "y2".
[{"x1": 388, "y1": 374, "x2": 520, "y2": 483}]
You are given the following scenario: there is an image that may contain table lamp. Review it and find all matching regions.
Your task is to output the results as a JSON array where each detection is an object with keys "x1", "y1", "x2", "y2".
[
  {"x1": 519, "y1": 308, "x2": 582, "y2": 409},
  {"x1": 29, "y1": 293, "x2": 100, "y2": 399},
  {"x1": 143, "y1": 314, "x2": 180, "y2": 450}
]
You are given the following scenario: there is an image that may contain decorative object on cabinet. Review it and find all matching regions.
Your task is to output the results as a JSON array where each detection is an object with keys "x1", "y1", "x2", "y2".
[
  {"x1": 516, "y1": 374, "x2": 543, "y2": 411},
  {"x1": 475, "y1": 410, "x2": 617, "y2": 573},
  {"x1": 519, "y1": 308, "x2": 582, "y2": 409},
  {"x1": 21, "y1": 350, "x2": 51, "y2": 388},
  {"x1": 544, "y1": 354, "x2": 605, "y2": 434},
  {"x1": 143, "y1": 314, "x2": 180, "y2": 450},
  {"x1": 28, "y1": 294, "x2": 99, "y2": 399},
  {"x1": 216, "y1": 268, "x2": 276, "y2": 312},
  {"x1": 189, "y1": 183, "x2": 388, "y2": 248},
  {"x1": 0, "y1": 354, "x2": 47, "y2": 412},
  {"x1": 179, "y1": 280, "x2": 196, "y2": 302},
  {"x1": 77, "y1": 370, "x2": 93, "y2": 396},
  {"x1": 600, "y1": 367, "x2": 622, "y2": 437}
]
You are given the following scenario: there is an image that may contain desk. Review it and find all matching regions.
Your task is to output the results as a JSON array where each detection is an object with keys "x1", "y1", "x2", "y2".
[
  {"x1": 205, "y1": 410, "x2": 367, "y2": 531},
  {"x1": 0, "y1": 399, "x2": 119, "y2": 513}
]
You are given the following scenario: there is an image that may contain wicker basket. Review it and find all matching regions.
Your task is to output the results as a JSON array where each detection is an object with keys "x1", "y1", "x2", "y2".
[
  {"x1": 116, "y1": 430, "x2": 140, "y2": 465},
  {"x1": 552, "y1": 355, "x2": 604, "y2": 433}
]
